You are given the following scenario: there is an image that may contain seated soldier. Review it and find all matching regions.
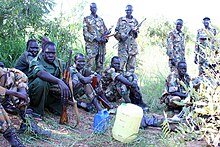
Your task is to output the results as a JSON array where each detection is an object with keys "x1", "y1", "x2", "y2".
[
  {"x1": 160, "y1": 61, "x2": 191, "y2": 112},
  {"x1": 70, "y1": 53, "x2": 112, "y2": 112},
  {"x1": 102, "y1": 56, "x2": 148, "y2": 111},
  {"x1": 28, "y1": 41, "x2": 71, "y2": 116},
  {"x1": 0, "y1": 62, "x2": 50, "y2": 146},
  {"x1": 15, "y1": 39, "x2": 40, "y2": 75}
]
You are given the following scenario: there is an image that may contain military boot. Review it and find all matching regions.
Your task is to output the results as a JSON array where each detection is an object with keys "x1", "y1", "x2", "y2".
[
  {"x1": 3, "y1": 128, "x2": 25, "y2": 147},
  {"x1": 19, "y1": 122, "x2": 51, "y2": 137}
]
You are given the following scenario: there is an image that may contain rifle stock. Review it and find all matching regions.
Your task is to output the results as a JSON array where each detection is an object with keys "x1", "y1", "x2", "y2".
[{"x1": 60, "y1": 50, "x2": 72, "y2": 124}]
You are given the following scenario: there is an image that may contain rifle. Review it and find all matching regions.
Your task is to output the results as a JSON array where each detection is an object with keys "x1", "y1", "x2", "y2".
[
  {"x1": 101, "y1": 25, "x2": 114, "y2": 40},
  {"x1": 60, "y1": 49, "x2": 80, "y2": 126},
  {"x1": 91, "y1": 75, "x2": 112, "y2": 109},
  {"x1": 127, "y1": 18, "x2": 146, "y2": 38}
]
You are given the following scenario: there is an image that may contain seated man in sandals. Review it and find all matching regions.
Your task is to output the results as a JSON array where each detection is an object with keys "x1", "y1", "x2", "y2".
[{"x1": 70, "y1": 53, "x2": 112, "y2": 112}]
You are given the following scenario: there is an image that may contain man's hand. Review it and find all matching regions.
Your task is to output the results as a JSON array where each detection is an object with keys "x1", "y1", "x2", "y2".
[
  {"x1": 120, "y1": 34, "x2": 128, "y2": 42},
  {"x1": 58, "y1": 80, "x2": 71, "y2": 99},
  {"x1": 5, "y1": 89, "x2": 28, "y2": 101}
]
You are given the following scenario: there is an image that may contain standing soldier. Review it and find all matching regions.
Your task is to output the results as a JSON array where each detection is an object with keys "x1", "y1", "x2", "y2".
[
  {"x1": 167, "y1": 19, "x2": 185, "y2": 72},
  {"x1": 114, "y1": 4, "x2": 139, "y2": 72},
  {"x1": 194, "y1": 17, "x2": 216, "y2": 75},
  {"x1": 83, "y1": 2, "x2": 108, "y2": 74}
]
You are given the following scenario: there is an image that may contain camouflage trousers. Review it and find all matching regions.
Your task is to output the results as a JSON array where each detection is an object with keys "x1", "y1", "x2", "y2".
[
  {"x1": 198, "y1": 62, "x2": 209, "y2": 76},
  {"x1": 105, "y1": 81, "x2": 130, "y2": 103},
  {"x1": 118, "y1": 38, "x2": 138, "y2": 72},
  {"x1": 0, "y1": 104, "x2": 11, "y2": 133},
  {"x1": 85, "y1": 42, "x2": 106, "y2": 74},
  {"x1": 160, "y1": 94, "x2": 181, "y2": 109}
]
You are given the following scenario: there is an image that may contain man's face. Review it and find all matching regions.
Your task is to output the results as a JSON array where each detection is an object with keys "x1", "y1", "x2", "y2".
[
  {"x1": 176, "y1": 22, "x2": 183, "y2": 32},
  {"x1": 111, "y1": 58, "x2": 120, "y2": 71},
  {"x1": 42, "y1": 45, "x2": 56, "y2": 64},
  {"x1": 28, "y1": 41, "x2": 39, "y2": 57},
  {"x1": 125, "y1": 6, "x2": 133, "y2": 17},
  {"x1": 203, "y1": 20, "x2": 210, "y2": 28},
  {"x1": 90, "y1": 3, "x2": 97, "y2": 15},
  {"x1": 75, "y1": 55, "x2": 85, "y2": 70},
  {"x1": 178, "y1": 63, "x2": 187, "y2": 76}
]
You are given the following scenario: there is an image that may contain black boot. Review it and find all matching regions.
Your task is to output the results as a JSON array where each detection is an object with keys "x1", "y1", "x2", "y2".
[
  {"x1": 19, "y1": 122, "x2": 51, "y2": 137},
  {"x1": 3, "y1": 128, "x2": 25, "y2": 147}
]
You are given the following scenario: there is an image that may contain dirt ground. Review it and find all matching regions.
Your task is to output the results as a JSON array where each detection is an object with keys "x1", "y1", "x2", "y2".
[{"x1": 0, "y1": 106, "x2": 207, "y2": 147}]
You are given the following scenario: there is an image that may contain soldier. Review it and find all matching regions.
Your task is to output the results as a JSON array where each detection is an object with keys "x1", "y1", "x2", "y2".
[
  {"x1": 102, "y1": 56, "x2": 148, "y2": 111},
  {"x1": 15, "y1": 39, "x2": 40, "y2": 75},
  {"x1": 0, "y1": 62, "x2": 50, "y2": 146},
  {"x1": 83, "y1": 2, "x2": 108, "y2": 74},
  {"x1": 167, "y1": 19, "x2": 185, "y2": 72},
  {"x1": 194, "y1": 17, "x2": 216, "y2": 75},
  {"x1": 28, "y1": 41, "x2": 71, "y2": 116},
  {"x1": 114, "y1": 4, "x2": 139, "y2": 72},
  {"x1": 160, "y1": 61, "x2": 191, "y2": 111},
  {"x1": 70, "y1": 53, "x2": 111, "y2": 112}
]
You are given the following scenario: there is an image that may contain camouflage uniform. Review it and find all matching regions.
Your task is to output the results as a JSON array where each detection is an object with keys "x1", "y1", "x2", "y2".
[
  {"x1": 28, "y1": 54, "x2": 65, "y2": 115},
  {"x1": 101, "y1": 67, "x2": 130, "y2": 103},
  {"x1": 15, "y1": 51, "x2": 35, "y2": 75},
  {"x1": 83, "y1": 14, "x2": 108, "y2": 73},
  {"x1": 0, "y1": 67, "x2": 28, "y2": 133},
  {"x1": 195, "y1": 28, "x2": 216, "y2": 75},
  {"x1": 167, "y1": 29, "x2": 185, "y2": 72},
  {"x1": 160, "y1": 69, "x2": 191, "y2": 109},
  {"x1": 114, "y1": 16, "x2": 138, "y2": 72},
  {"x1": 70, "y1": 66, "x2": 96, "y2": 102}
]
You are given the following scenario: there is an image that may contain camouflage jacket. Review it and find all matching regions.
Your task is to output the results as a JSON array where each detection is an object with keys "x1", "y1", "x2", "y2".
[
  {"x1": 101, "y1": 67, "x2": 136, "y2": 90},
  {"x1": 195, "y1": 28, "x2": 216, "y2": 63},
  {"x1": 83, "y1": 14, "x2": 107, "y2": 43},
  {"x1": 162, "y1": 70, "x2": 191, "y2": 96},
  {"x1": 114, "y1": 16, "x2": 138, "y2": 41},
  {"x1": 0, "y1": 67, "x2": 28, "y2": 98},
  {"x1": 167, "y1": 29, "x2": 185, "y2": 60}
]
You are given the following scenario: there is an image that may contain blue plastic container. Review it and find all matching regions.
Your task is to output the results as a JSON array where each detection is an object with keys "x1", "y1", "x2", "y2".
[{"x1": 93, "y1": 109, "x2": 110, "y2": 134}]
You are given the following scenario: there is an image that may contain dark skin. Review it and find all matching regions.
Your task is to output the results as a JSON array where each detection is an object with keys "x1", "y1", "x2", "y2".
[
  {"x1": 90, "y1": 3, "x2": 106, "y2": 44},
  {"x1": 111, "y1": 58, "x2": 136, "y2": 88},
  {"x1": 28, "y1": 41, "x2": 39, "y2": 57},
  {"x1": 203, "y1": 19, "x2": 211, "y2": 29},
  {"x1": 170, "y1": 62, "x2": 188, "y2": 98},
  {"x1": 74, "y1": 55, "x2": 93, "y2": 84},
  {"x1": 125, "y1": 5, "x2": 133, "y2": 19},
  {"x1": 37, "y1": 45, "x2": 71, "y2": 99},
  {"x1": 176, "y1": 21, "x2": 183, "y2": 32},
  {"x1": 74, "y1": 54, "x2": 105, "y2": 111}
]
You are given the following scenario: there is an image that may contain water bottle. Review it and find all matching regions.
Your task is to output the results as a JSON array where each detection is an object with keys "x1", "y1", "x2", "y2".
[{"x1": 93, "y1": 109, "x2": 110, "y2": 134}]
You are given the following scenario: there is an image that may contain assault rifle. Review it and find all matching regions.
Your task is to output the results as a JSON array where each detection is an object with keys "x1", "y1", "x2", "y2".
[
  {"x1": 60, "y1": 49, "x2": 80, "y2": 126},
  {"x1": 101, "y1": 25, "x2": 114, "y2": 40},
  {"x1": 91, "y1": 75, "x2": 112, "y2": 109},
  {"x1": 128, "y1": 18, "x2": 146, "y2": 38}
]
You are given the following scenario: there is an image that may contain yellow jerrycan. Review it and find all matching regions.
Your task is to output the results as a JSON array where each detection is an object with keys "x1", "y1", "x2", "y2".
[{"x1": 112, "y1": 103, "x2": 143, "y2": 143}]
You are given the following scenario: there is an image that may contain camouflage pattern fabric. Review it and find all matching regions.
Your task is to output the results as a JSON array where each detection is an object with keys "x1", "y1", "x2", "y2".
[
  {"x1": 15, "y1": 51, "x2": 35, "y2": 75},
  {"x1": 115, "y1": 16, "x2": 138, "y2": 72},
  {"x1": 167, "y1": 29, "x2": 185, "y2": 72},
  {"x1": 70, "y1": 66, "x2": 96, "y2": 102},
  {"x1": 195, "y1": 28, "x2": 216, "y2": 75},
  {"x1": 83, "y1": 14, "x2": 107, "y2": 73},
  {"x1": 160, "y1": 69, "x2": 191, "y2": 109},
  {"x1": 101, "y1": 67, "x2": 130, "y2": 102},
  {"x1": 0, "y1": 67, "x2": 29, "y2": 133}
]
